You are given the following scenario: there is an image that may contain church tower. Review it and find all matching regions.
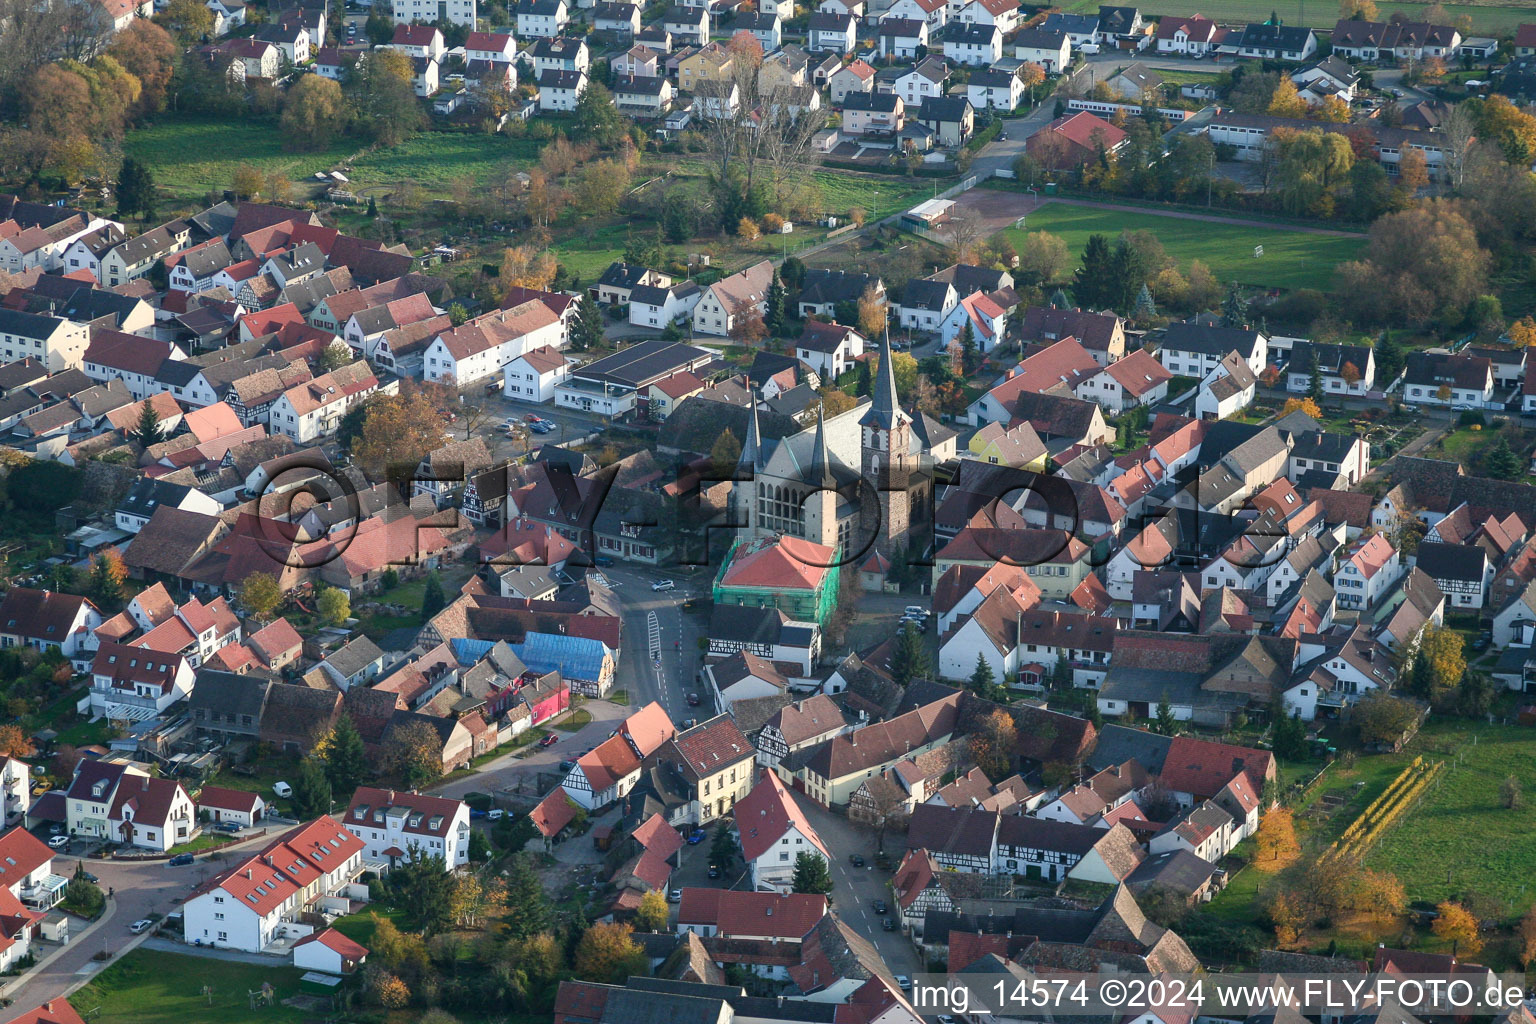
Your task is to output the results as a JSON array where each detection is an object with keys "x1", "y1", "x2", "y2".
[
  {"x1": 803, "y1": 404, "x2": 841, "y2": 550},
  {"x1": 729, "y1": 381, "x2": 762, "y2": 537},
  {"x1": 860, "y1": 331, "x2": 916, "y2": 551}
]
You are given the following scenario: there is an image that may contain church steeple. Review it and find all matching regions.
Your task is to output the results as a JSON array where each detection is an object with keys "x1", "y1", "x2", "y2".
[
  {"x1": 809, "y1": 403, "x2": 833, "y2": 487},
  {"x1": 860, "y1": 328, "x2": 909, "y2": 431},
  {"x1": 738, "y1": 377, "x2": 762, "y2": 471}
]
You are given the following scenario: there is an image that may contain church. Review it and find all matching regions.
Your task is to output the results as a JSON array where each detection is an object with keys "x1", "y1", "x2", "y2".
[{"x1": 728, "y1": 333, "x2": 954, "y2": 566}]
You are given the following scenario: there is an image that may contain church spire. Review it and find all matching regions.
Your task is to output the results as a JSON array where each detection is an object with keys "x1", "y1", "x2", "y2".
[
  {"x1": 809, "y1": 403, "x2": 833, "y2": 487},
  {"x1": 861, "y1": 327, "x2": 908, "y2": 431},
  {"x1": 739, "y1": 377, "x2": 762, "y2": 471}
]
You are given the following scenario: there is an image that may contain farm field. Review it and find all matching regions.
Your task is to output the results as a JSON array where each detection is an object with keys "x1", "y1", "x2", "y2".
[
  {"x1": 1369, "y1": 722, "x2": 1536, "y2": 909},
  {"x1": 71, "y1": 950, "x2": 312, "y2": 1024},
  {"x1": 998, "y1": 202, "x2": 1365, "y2": 291},
  {"x1": 1060, "y1": 0, "x2": 1536, "y2": 32}
]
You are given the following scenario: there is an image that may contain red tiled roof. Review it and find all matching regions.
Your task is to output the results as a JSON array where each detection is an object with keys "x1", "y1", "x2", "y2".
[
  {"x1": 630, "y1": 812, "x2": 683, "y2": 861},
  {"x1": 720, "y1": 535, "x2": 836, "y2": 591},
  {"x1": 530, "y1": 788, "x2": 578, "y2": 838},
  {"x1": 294, "y1": 926, "x2": 369, "y2": 960},
  {"x1": 1160, "y1": 736, "x2": 1273, "y2": 799},
  {"x1": 0, "y1": 826, "x2": 55, "y2": 886},
  {"x1": 734, "y1": 769, "x2": 828, "y2": 862},
  {"x1": 196, "y1": 785, "x2": 261, "y2": 814},
  {"x1": 4, "y1": 1000, "x2": 88, "y2": 1024},
  {"x1": 675, "y1": 888, "x2": 827, "y2": 939}
]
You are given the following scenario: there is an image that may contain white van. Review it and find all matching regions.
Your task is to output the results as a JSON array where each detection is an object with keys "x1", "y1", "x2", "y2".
[{"x1": 273, "y1": 781, "x2": 293, "y2": 798}]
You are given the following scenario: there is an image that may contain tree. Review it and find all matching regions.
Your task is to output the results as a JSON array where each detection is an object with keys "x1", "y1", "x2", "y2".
[
  {"x1": 958, "y1": 320, "x2": 979, "y2": 375},
  {"x1": 153, "y1": 0, "x2": 212, "y2": 43},
  {"x1": 969, "y1": 708, "x2": 1017, "y2": 781},
  {"x1": 575, "y1": 82, "x2": 627, "y2": 146},
  {"x1": 383, "y1": 720, "x2": 444, "y2": 788},
  {"x1": 1254, "y1": 808, "x2": 1300, "y2": 868},
  {"x1": 1279, "y1": 397, "x2": 1322, "y2": 419},
  {"x1": 855, "y1": 358, "x2": 872, "y2": 397},
  {"x1": 448, "y1": 871, "x2": 504, "y2": 929},
  {"x1": 791, "y1": 851, "x2": 833, "y2": 895},
  {"x1": 1502, "y1": 774, "x2": 1523, "y2": 809},
  {"x1": 889, "y1": 621, "x2": 929, "y2": 687},
  {"x1": 351, "y1": 389, "x2": 449, "y2": 480},
  {"x1": 730, "y1": 308, "x2": 769, "y2": 347},
  {"x1": 392, "y1": 852, "x2": 455, "y2": 933},
  {"x1": 1073, "y1": 234, "x2": 1114, "y2": 310},
  {"x1": 635, "y1": 889, "x2": 670, "y2": 932},
  {"x1": 1485, "y1": 438, "x2": 1522, "y2": 480},
  {"x1": 63, "y1": 871, "x2": 104, "y2": 917},
  {"x1": 969, "y1": 652, "x2": 994, "y2": 695},
  {"x1": 231, "y1": 163, "x2": 263, "y2": 201},
  {"x1": 1415, "y1": 626, "x2": 1465, "y2": 702},
  {"x1": 765, "y1": 273, "x2": 786, "y2": 334},
  {"x1": 503, "y1": 855, "x2": 552, "y2": 938},
  {"x1": 1267, "y1": 78, "x2": 1308, "y2": 118},
  {"x1": 1341, "y1": 202, "x2": 1491, "y2": 327},
  {"x1": 571, "y1": 294, "x2": 606, "y2": 352},
  {"x1": 316, "y1": 586, "x2": 350, "y2": 626},
  {"x1": 468, "y1": 827, "x2": 491, "y2": 862},
  {"x1": 574, "y1": 922, "x2": 647, "y2": 983},
  {"x1": 237, "y1": 572, "x2": 283, "y2": 620},
  {"x1": 1221, "y1": 283, "x2": 1247, "y2": 327},
  {"x1": 1432, "y1": 901, "x2": 1482, "y2": 957},
  {"x1": 116, "y1": 156, "x2": 155, "y2": 221},
  {"x1": 1272, "y1": 711, "x2": 1308, "y2": 759},
  {"x1": 1307, "y1": 356, "x2": 1323, "y2": 402},
  {"x1": 1519, "y1": 905, "x2": 1536, "y2": 966},
  {"x1": 0, "y1": 725, "x2": 35, "y2": 758},
  {"x1": 324, "y1": 713, "x2": 368, "y2": 794},
  {"x1": 1153, "y1": 699, "x2": 1177, "y2": 736},
  {"x1": 107, "y1": 20, "x2": 177, "y2": 114},
  {"x1": 1133, "y1": 283, "x2": 1156, "y2": 321},
  {"x1": 1354, "y1": 693, "x2": 1420, "y2": 746},
  {"x1": 90, "y1": 549, "x2": 127, "y2": 602},
  {"x1": 1019, "y1": 231, "x2": 1069, "y2": 286},
  {"x1": 290, "y1": 757, "x2": 332, "y2": 819},
  {"x1": 710, "y1": 428, "x2": 741, "y2": 480},
  {"x1": 281, "y1": 74, "x2": 348, "y2": 151},
  {"x1": 350, "y1": 48, "x2": 425, "y2": 146},
  {"x1": 710, "y1": 820, "x2": 739, "y2": 868},
  {"x1": 420, "y1": 570, "x2": 446, "y2": 622}
]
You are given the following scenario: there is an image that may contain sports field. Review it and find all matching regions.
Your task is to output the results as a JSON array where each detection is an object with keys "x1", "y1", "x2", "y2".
[{"x1": 997, "y1": 201, "x2": 1364, "y2": 292}]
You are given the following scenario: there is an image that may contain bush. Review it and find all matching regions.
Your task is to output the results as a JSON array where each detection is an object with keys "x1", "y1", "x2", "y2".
[{"x1": 1458, "y1": 409, "x2": 1486, "y2": 427}]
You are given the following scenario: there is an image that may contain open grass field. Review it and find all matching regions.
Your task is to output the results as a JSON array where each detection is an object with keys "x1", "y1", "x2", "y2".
[
  {"x1": 999, "y1": 203, "x2": 1364, "y2": 291},
  {"x1": 1369, "y1": 721, "x2": 1536, "y2": 910},
  {"x1": 71, "y1": 950, "x2": 312, "y2": 1024},
  {"x1": 1060, "y1": 0, "x2": 1536, "y2": 32},
  {"x1": 125, "y1": 116, "x2": 541, "y2": 205}
]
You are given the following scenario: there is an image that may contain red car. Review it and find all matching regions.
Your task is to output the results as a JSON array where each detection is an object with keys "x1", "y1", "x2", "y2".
[
  {"x1": 525, "y1": 414, "x2": 543, "y2": 423},
  {"x1": 539, "y1": 733, "x2": 558, "y2": 747}
]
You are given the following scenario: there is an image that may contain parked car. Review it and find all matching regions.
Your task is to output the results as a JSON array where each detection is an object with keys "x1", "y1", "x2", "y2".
[
  {"x1": 525, "y1": 413, "x2": 543, "y2": 423},
  {"x1": 76, "y1": 868, "x2": 99, "y2": 883},
  {"x1": 539, "y1": 733, "x2": 559, "y2": 747},
  {"x1": 469, "y1": 807, "x2": 488, "y2": 819},
  {"x1": 594, "y1": 556, "x2": 615, "y2": 567},
  {"x1": 47, "y1": 836, "x2": 68, "y2": 849},
  {"x1": 531, "y1": 422, "x2": 555, "y2": 434},
  {"x1": 273, "y1": 781, "x2": 293, "y2": 798},
  {"x1": 486, "y1": 809, "x2": 504, "y2": 821},
  {"x1": 882, "y1": 917, "x2": 897, "y2": 931},
  {"x1": 216, "y1": 821, "x2": 243, "y2": 833},
  {"x1": 848, "y1": 853, "x2": 864, "y2": 867},
  {"x1": 668, "y1": 888, "x2": 682, "y2": 902},
  {"x1": 895, "y1": 976, "x2": 912, "y2": 991},
  {"x1": 558, "y1": 759, "x2": 576, "y2": 770},
  {"x1": 168, "y1": 853, "x2": 195, "y2": 866},
  {"x1": 686, "y1": 828, "x2": 707, "y2": 844},
  {"x1": 651, "y1": 579, "x2": 675, "y2": 591},
  {"x1": 872, "y1": 899, "x2": 887, "y2": 914},
  {"x1": 708, "y1": 864, "x2": 720, "y2": 879},
  {"x1": 687, "y1": 692, "x2": 701, "y2": 706},
  {"x1": 129, "y1": 919, "x2": 154, "y2": 934}
]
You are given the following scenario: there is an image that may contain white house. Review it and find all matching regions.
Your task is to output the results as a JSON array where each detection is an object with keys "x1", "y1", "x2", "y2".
[
  {"x1": 1158, "y1": 323, "x2": 1268, "y2": 379},
  {"x1": 938, "y1": 291, "x2": 1007, "y2": 352},
  {"x1": 0, "y1": 588, "x2": 102, "y2": 662},
  {"x1": 422, "y1": 300, "x2": 562, "y2": 385},
  {"x1": 537, "y1": 69, "x2": 588, "y2": 111},
  {"x1": 735, "y1": 770, "x2": 831, "y2": 893},
  {"x1": 794, "y1": 321, "x2": 865, "y2": 380},
  {"x1": 1286, "y1": 341, "x2": 1375, "y2": 396},
  {"x1": 465, "y1": 30, "x2": 516, "y2": 63},
  {"x1": 515, "y1": 0, "x2": 568, "y2": 37},
  {"x1": 502, "y1": 345, "x2": 571, "y2": 402},
  {"x1": 628, "y1": 281, "x2": 701, "y2": 328},
  {"x1": 966, "y1": 66, "x2": 1024, "y2": 111},
  {"x1": 1072, "y1": 349, "x2": 1172, "y2": 414},
  {"x1": 268, "y1": 361, "x2": 380, "y2": 443},
  {"x1": 894, "y1": 277, "x2": 957, "y2": 332},
  {"x1": 1013, "y1": 27, "x2": 1070, "y2": 71},
  {"x1": 879, "y1": 18, "x2": 927, "y2": 58},
  {"x1": 692, "y1": 260, "x2": 774, "y2": 337},
  {"x1": 182, "y1": 818, "x2": 365, "y2": 952},
  {"x1": 0, "y1": 310, "x2": 90, "y2": 372},
  {"x1": 944, "y1": 22, "x2": 1001, "y2": 65},
  {"x1": 1403, "y1": 351, "x2": 1493, "y2": 409},
  {"x1": 196, "y1": 786, "x2": 267, "y2": 828},
  {"x1": 883, "y1": 0, "x2": 945, "y2": 31},
  {"x1": 956, "y1": 0, "x2": 1019, "y2": 33},
  {"x1": 343, "y1": 787, "x2": 472, "y2": 869},
  {"x1": 292, "y1": 928, "x2": 369, "y2": 975},
  {"x1": 807, "y1": 11, "x2": 856, "y2": 53},
  {"x1": 1194, "y1": 350, "x2": 1257, "y2": 422},
  {"x1": 1334, "y1": 533, "x2": 1401, "y2": 611},
  {"x1": 88, "y1": 642, "x2": 195, "y2": 720},
  {"x1": 64, "y1": 760, "x2": 194, "y2": 852}
]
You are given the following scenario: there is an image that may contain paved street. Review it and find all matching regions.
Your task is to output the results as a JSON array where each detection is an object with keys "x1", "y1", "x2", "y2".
[{"x1": 1, "y1": 832, "x2": 291, "y2": 1015}]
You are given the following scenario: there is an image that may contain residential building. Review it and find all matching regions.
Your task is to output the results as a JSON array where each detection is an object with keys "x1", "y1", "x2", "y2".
[{"x1": 343, "y1": 787, "x2": 471, "y2": 869}]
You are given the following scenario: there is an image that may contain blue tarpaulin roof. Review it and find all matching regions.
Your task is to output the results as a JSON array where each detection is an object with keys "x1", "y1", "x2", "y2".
[
  {"x1": 450, "y1": 638, "x2": 496, "y2": 666},
  {"x1": 510, "y1": 632, "x2": 607, "y2": 681}
]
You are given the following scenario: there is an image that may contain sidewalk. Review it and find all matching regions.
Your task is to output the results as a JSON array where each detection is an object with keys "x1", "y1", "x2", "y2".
[{"x1": 0, "y1": 901, "x2": 116, "y2": 1002}]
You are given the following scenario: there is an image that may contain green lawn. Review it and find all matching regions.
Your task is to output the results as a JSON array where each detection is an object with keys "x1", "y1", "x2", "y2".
[
  {"x1": 1369, "y1": 722, "x2": 1536, "y2": 910},
  {"x1": 1000, "y1": 203, "x2": 1364, "y2": 292},
  {"x1": 124, "y1": 115, "x2": 542, "y2": 205},
  {"x1": 1061, "y1": 0, "x2": 1536, "y2": 31},
  {"x1": 167, "y1": 832, "x2": 238, "y2": 856},
  {"x1": 71, "y1": 950, "x2": 312, "y2": 1024}
]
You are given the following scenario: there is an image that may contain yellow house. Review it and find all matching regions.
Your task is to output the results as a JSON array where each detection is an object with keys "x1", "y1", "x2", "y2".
[
  {"x1": 678, "y1": 42, "x2": 734, "y2": 91},
  {"x1": 967, "y1": 420, "x2": 1048, "y2": 471},
  {"x1": 758, "y1": 47, "x2": 808, "y2": 91}
]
